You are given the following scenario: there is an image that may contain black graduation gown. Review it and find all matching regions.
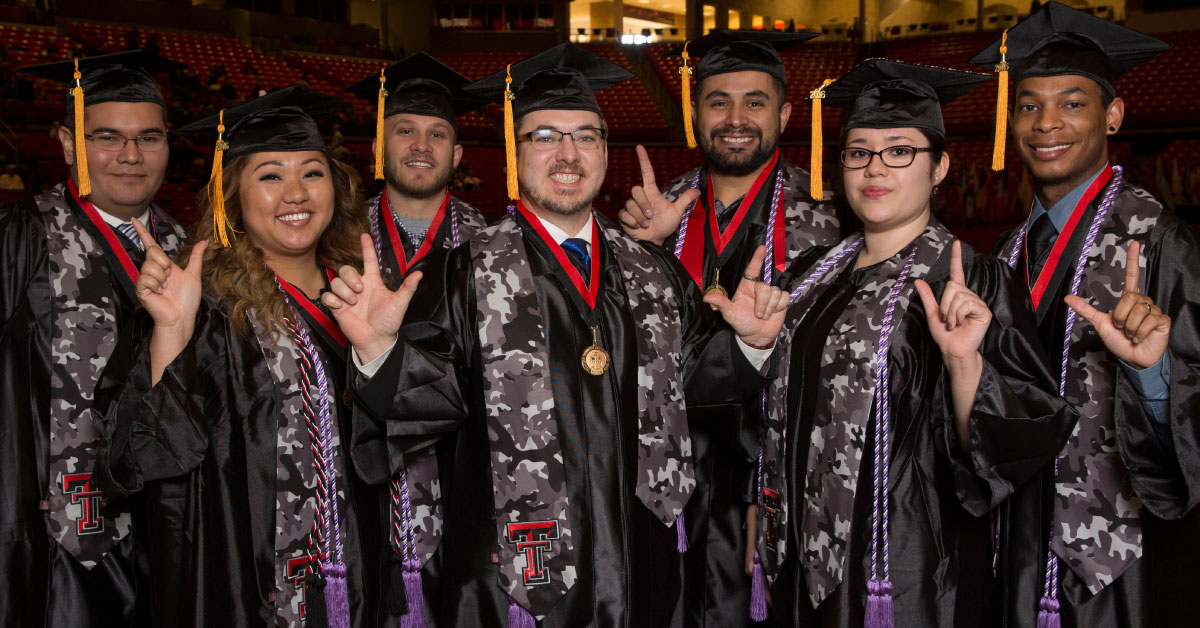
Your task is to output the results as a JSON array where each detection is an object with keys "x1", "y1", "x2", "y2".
[
  {"x1": 92, "y1": 294, "x2": 389, "y2": 628},
  {"x1": 994, "y1": 193, "x2": 1200, "y2": 628},
  {"x1": 659, "y1": 161, "x2": 842, "y2": 628},
  {"x1": 351, "y1": 212, "x2": 769, "y2": 627},
  {"x1": 766, "y1": 243, "x2": 1075, "y2": 628},
  {"x1": 0, "y1": 192, "x2": 181, "y2": 628}
]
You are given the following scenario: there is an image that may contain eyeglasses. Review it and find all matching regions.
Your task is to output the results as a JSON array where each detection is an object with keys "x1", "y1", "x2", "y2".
[
  {"x1": 840, "y1": 145, "x2": 932, "y2": 170},
  {"x1": 516, "y1": 127, "x2": 606, "y2": 151},
  {"x1": 84, "y1": 132, "x2": 168, "y2": 152}
]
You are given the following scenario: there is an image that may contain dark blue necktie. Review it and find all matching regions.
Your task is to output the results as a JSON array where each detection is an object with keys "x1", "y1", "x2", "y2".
[{"x1": 560, "y1": 237, "x2": 590, "y2": 280}]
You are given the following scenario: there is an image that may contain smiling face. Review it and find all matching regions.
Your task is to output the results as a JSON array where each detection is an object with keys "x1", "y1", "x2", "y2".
[
  {"x1": 238, "y1": 150, "x2": 335, "y2": 263},
  {"x1": 380, "y1": 113, "x2": 463, "y2": 200},
  {"x1": 516, "y1": 109, "x2": 607, "y2": 219},
  {"x1": 694, "y1": 70, "x2": 791, "y2": 177},
  {"x1": 58, "y1": 101, "x2": 169, "y2": 219},
  {"x1": 842, "y1": 126, "x2": 948, "y2": 233},
  {"x1": 1011, "y1": 74, "x2": 1123, "y2": 200}
]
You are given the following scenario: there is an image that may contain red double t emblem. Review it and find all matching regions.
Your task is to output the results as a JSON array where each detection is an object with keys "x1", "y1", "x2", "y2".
[
  {"x1": 505, "y1": 520, "x2": 560, "y2": 586},
  {"x1": 62, "y1": 473, "x2": 104, "y2": 535}
]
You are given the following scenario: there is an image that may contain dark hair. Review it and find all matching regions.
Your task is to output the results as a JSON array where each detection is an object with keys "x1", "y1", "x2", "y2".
[{"x1": 831, "y1": 126, "x2": 950, "y2": 232}]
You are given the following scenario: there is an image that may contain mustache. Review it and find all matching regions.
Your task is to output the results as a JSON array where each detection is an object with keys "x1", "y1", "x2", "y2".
[
  {"x1": 546, "y1": 163, "x2": 585, "y2": 177},
  {"x1": 709, "y1": 124, "x2": 762, "y2": 140}
]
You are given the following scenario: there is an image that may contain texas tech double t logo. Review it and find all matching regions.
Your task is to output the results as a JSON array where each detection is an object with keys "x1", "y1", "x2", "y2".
[
  {"x1": 62, "y1": 473, "x2": 105, "y2": 535},
  {"x1": 505, "y1": 520, "x2": 561, "y2": 586}
]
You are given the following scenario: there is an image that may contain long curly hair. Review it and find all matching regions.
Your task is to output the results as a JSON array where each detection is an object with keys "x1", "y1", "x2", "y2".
[{"x1": 178, "y1": 153, "x2": 367, "y2": 340}]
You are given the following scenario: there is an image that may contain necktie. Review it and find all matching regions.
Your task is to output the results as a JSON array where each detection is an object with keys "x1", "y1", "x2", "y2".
[
  {"x1": 115, "y1": 222, "x2": 144, "y2": 251},
  {"x1": 560, "y1": 238, "x2": 590, "y2": 282},
  {"x1": 1026, "y1": 212, "x2": 1058, "y2": 280}
]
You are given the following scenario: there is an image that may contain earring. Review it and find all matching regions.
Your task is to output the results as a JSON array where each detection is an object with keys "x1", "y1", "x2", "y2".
[{"x1": 1109, "y1": 125, "x2": 1116, "y2": 132}]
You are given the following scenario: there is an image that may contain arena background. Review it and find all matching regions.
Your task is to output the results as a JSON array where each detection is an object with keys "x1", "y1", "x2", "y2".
[{"x1": 0, "y1": 0, "x2": 1196, "y2": 251}]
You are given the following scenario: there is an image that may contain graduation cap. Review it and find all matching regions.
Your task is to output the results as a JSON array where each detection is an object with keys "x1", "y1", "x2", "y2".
[
  {"x1": 969, "y1": 1, "x2": 1169, "y2": 170},
  {"x1": 805, "y1": 59, "x2": 989, "y2": 199},
  {"x1": 676, "y1": 30, "x2": 819, "y2": 148},
  {"x1": 178, "y1": 84, "x2": 350, "y2": 247},
  {"x1": 18, "y1": 50, "x2": 186, "y2": 197},
  {"x1": 465, "y1": 42, "x2": 634, "y2": 201},
  {"x1": 346, "y1": 52, "x2": 486, "y2": 181}
]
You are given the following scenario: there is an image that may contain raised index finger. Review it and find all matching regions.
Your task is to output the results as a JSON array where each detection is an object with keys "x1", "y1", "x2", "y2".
[
  {"x1": 360, "y1": 233, "x2": 380, "y2": 277},
  {"x1": 949, "y1": 240, "x2": 965, "y2": 285},
  {"x1": 1124, "y1": 240, "x2": 1142, "y2": 294},
  {"x1": 636, "y1": 145, "x2": 661, "y2": 199},
  {"x1": 131, "y1": 218, "x2": 159, "y2": 250}
]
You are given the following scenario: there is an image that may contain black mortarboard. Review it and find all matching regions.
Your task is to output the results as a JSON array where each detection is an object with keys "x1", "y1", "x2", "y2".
[
  {"x1": 179, "y1": 85, "x2": 349, "y2": 246},
  {"x1": 969, "y1": 1, "x2": 1168, "y2": 97},
  {"x1": 821, "y1": 59, "x2": 989, "y2": 138},
  {"x1": 19, "y1": 49, "x2": 185, "y2": 111},
  {"x1": 805, "y1": 59, "x2": 988, "y2": 199},
  {"x1": 969, "y1": 2, "x2": 1168, "y2": 171},
  {"x1": 465, "y1": 43, "x2": 634, "y2": 200},
  {"x1": 346, "y1": 52, "x2": 484, "y2": 180},
  {"x1": 687, "y1": 30, "x2": 819, "y2": 85},
  {"x1": 347, "y1": 52, "x2": 484, "y2": 123},
  {"x1": 179, "y1": 84, "x2": 348, "y2": 161},
  {"x1": 18, "y1": 50, "x2": 186, "y2": 197}
]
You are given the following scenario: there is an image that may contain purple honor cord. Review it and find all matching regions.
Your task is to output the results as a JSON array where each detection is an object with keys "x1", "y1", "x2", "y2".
[{"x1": 1005, "y1": 166, "x2": 1123, "y2": 628}]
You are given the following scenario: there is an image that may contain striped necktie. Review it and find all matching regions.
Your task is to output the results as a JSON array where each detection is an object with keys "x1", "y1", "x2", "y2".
[{"x1": 115, "y1": 222, "x2": 143, "y2": 251}]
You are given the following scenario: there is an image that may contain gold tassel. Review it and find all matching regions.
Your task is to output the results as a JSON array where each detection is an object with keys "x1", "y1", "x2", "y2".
[
  {"x1": 210, "y1": 109, "x2": 232, "y2": 247},
  {"x1": 504, "y1": 63, "x2": 518, "y2": 201},
  {"x1": 72, "y1": 58, "x2": 90, "y2": 197},
  {"x1": 991, "y1": 29, "x2": 1010, "y2": 172},
  {"x1": 809, "y1": 79, "x2": 834, "y2": 201},
  {"x1": 374, "y1": 66, "x2": 387, "y2": 181},
  {"x1": 680, "y1": 42, "x2": 697, "y2": 149}
]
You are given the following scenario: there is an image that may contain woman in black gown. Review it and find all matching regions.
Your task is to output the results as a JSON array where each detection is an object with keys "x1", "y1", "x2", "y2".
[
  {"x1": 746, "y1": 60, "x2": 1078, "y2": 628},
  {"x1": 94, "y1": 86, "x2": 412, "y2": 627}
]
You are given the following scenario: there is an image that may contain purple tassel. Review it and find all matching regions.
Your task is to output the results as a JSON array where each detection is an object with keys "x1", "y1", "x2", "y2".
[
  {"x1": 507, "y1": 598, "x2": 537, "y2": 628},
  {"x1": 865, "y1": 579, "x2": 894, "y2": 628},
  {"x1": 400, "y1": 560, "x2": 427, "y2": 628},
  {"x1": 1036, "y1": 595, "x2": 1061, "y2": 628},
  {"x1": 675, "y1": 512, "x2": 689, "y2": 553},
  {"x1": 750, "y1": 552, "x2": 769, "y2": 622},
  {"x1": 322, "y1": 562, "x2": 351, "y2": 628}
]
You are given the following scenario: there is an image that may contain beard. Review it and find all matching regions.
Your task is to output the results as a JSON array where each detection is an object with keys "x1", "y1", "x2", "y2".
[
  {"x1": 519, "y1": 163, "x2": 601, "y2": 218},
  {"x1": 383, "y1": 153, "x2": 455, "y2": 200},
  {"x1": 699, "y1": 123, "x2": 779, "y2": 177}
]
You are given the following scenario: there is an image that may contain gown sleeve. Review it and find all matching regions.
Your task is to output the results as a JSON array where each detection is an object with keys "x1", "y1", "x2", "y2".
[
  {"x1": 349, "y1": 246, "x2": 473, "y2": 479},
  {"x1": 0, "y1": 198, "x2": 43, "y2": 323},
  {"x1": 931, "y1": 249, "x2": 1079, "y2": 516},
  {"x1": 94, "y1": 301, "x2": 222, "y2": 497},
  {"x1": 1114, "y1": 214, "x2": 1200, "y2": 519}
]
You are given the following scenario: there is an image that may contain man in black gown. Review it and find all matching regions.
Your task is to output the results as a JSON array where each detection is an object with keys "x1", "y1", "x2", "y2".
[
  {"x1": 345, "y1": 53, "x2": 489, "y2": 624},
  {"x1": 329, "y1": 43, "x2": 793, "y2": 627},
  {"x1": 0, "y1": 50, "x2": 187, "y2": 626},
  {"x1": 973, "y1": 4, "x2": 1200, "y2": 626},
  {"x1": 616, "y1": 31, "x2": 842, "y2": 627}
]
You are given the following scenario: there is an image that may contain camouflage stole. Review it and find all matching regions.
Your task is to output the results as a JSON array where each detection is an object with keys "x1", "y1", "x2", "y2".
[
  {"x1": 470, "y1": 213, "x2": 690, "y2": 619},
  {"x1": 996, "y1": 170, "x2": 1160, "y2": 594},
  {"x1": 757, "y1": 221, "x2": 954, "y2": 606},
  {"x1": 249, "y1": 311, "x2": 350, "y2": 626},
  {"x1": 38, "y1": 182, "x2": 183, "y2": 568},
  {"x1": 661, "y1": 160, "x2": 838, "y2": 281},
  {"x1": 367, "y1": 191, "x2": 485, "y2": 570}
]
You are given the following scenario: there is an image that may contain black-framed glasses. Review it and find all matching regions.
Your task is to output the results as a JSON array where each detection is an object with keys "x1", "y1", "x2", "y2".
[
  {"x1": 516, "y1": 127, "x2": 607, "y2": 151},
  {"x1": 84, "y1": 132, "x2": 168, "y2": 152},
  {"x1": 840, "y1": 145, "x2": 932, "y2": 170}
]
